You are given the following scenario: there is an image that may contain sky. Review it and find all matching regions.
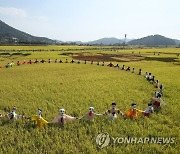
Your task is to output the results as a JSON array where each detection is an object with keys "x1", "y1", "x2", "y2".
[{"x1": 0, "y1": 0, "x2": 180, "y2": 42}]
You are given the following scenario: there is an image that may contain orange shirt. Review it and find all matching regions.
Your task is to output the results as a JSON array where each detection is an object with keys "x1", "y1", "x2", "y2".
[{"x1": 125, "y1": 109, "x2": 143, "y2": 119}]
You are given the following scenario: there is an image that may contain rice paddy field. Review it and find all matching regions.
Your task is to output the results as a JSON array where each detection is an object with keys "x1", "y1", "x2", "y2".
[{"x1": 0, "y1": 45, "x2": 180, "y2": 153}]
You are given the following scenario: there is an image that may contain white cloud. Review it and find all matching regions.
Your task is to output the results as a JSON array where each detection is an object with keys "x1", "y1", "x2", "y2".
[{"x1": 0, "y1": 7, "x2": 27, "y2": 17}]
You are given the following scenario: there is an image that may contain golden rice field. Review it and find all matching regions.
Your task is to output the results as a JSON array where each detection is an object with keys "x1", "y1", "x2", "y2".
[{"x1": 0, "y1": 46, "x2": 180, "y2": 153}]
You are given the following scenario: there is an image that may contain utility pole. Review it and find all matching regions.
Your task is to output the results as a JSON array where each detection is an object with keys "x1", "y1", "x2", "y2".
[{"x1": 123, "y1": 34, "x2": 127, "y2": 49}]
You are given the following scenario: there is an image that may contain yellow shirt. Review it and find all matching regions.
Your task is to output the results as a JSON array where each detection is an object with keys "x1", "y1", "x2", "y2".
[{"x1": 31, "y1": 115, "x2": 48, "y2": 128}]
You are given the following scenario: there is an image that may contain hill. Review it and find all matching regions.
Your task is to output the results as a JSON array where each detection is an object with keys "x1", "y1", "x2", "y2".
[
  {"x1": 86, "y1": 37, "x2": 124, "y2": 45},
  {"x1": 128, "y1": 35, "x2": 178, "y2": 46},
  {"x1": 0, "y1": 20, "x2": 56, "y2": 44},
  {"x1": 174, "y1": 39, "x2": 180, "y2": 45},
  {"x1": 1, "y1": 20, "x2": 180, "y2": 46}
]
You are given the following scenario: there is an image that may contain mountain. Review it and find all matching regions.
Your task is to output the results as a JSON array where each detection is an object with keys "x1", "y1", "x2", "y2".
[
  {"x1": 128, "y1": 35, "x2": 177, "y2": 46},
  {"x1": 174, "y1": 39, "x2": 180, "y2": 45},
  {"x1": 1, "y1": 20, "x2": 179, "y2": 46},
  {"x1": 0, "y1": 20, "x2": 56, "y2": 44},
  {"x1": 64, "y1": 41, "x2": 83, "y2": 45},
  {"x1": 86, "y1": 37, "x2": 124, "y2": 45}
]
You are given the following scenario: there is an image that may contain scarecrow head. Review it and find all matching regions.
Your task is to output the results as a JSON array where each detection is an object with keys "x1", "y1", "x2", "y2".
[
  {"x1": 112, "y1": 102, "x2": 116, "y2": 110},
  {"x1": 60, "y1": 108, "x2": 65, "y2": 116},
  {"x1": 38, "y1": 109, "x2": 42, "y2": 118},
  {"x1": 89, "y1": 107, "x2": 94, "y2": 112}
]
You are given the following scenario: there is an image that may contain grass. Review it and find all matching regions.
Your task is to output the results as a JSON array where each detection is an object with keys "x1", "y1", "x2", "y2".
[{"x1": 0, "y1": 46, "x2": 180, "y2": 153}]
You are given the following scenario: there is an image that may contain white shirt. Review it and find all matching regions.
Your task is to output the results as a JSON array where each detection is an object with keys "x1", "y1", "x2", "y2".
[{"x1": 144, "y1": 106, "x2": 154, "y2": 113}]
